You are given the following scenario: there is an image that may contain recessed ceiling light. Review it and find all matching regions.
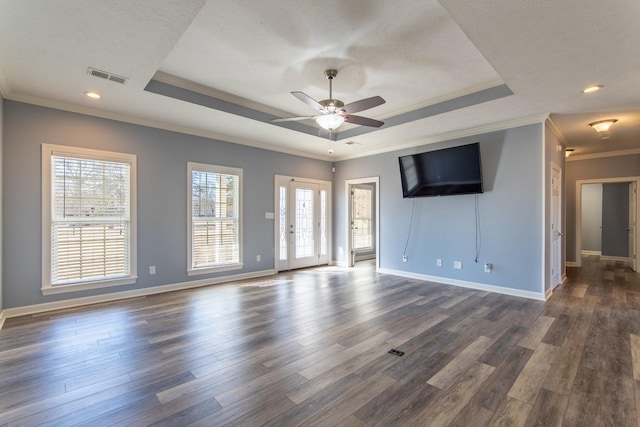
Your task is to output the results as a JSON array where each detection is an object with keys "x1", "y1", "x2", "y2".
[
  {"x1": 84, "y1": 91, "x2": 101, "y2": 99},
  {"x1": 582, "y1": 85, "x2": 603, "y2": 94}
]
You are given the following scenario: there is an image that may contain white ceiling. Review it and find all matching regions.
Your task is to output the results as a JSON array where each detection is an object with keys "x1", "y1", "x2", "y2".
[{"x1": 0, "y1": 0, "x2": 638, "y2": 161}]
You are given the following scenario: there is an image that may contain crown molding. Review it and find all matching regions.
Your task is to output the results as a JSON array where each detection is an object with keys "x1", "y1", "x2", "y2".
[
  {"x1": 6, "y1": 93, "x2": 332, "y2": 161},
  {"x1": 566, "y1": 147, "x2": 640, "y2": 162},
  {"x1": 333, "y1": 114, "x2": 549, "y2": 161},
  {"x1": 545, "y1": 116, "x2": 568, "y2": 146}
]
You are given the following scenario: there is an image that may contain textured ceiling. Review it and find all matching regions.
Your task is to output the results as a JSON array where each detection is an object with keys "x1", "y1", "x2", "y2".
[{"x1": 0, "y1": 0, "x2": 638, "y2": 160}]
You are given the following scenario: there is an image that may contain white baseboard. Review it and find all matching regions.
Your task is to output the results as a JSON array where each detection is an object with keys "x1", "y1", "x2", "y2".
[
  {"x1": 581, "y1": 250, "x2": 602, "y2": 256},
  {"x1": 1, "y1": 269, "x2": 276, "y2": 325},
  {"x1": 378, "y1": 268, "x2": 546, "y2": 301},
  {"x1": 565, "y1": 261, "x2": 578, "y2": 267}
]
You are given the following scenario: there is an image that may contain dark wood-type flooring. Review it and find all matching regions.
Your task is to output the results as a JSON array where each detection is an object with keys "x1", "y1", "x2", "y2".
[{"x1": 2, "y1": 256, "x2": 640, "y2": 426}]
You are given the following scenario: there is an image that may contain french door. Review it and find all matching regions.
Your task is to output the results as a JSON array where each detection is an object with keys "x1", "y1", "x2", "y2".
[{"x1": 276, "y1": 176, "x2": 330, "y2": 271}]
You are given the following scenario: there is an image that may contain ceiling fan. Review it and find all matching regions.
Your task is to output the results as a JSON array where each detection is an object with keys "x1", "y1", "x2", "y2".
[{"x1": 272, "y1": 69, "x2": 385, "y2": 132}]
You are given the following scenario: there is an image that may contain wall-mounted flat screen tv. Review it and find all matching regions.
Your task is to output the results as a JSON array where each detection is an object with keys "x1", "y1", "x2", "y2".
[{"x1": 399, "y1": 142, "x2": 483, "y2": 198}]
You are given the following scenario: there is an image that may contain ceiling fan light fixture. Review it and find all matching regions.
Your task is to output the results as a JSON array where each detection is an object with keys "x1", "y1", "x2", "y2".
[
  {"x1": 589, "y1": 119, "x2": 617, "y2": 132},
  {"x1": 316, "y1": 113, "x2": 345, "y2": 131}
]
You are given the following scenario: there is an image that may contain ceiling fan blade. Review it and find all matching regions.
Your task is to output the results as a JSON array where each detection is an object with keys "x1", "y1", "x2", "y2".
[
  {"x1": 291, "y1": 91, "x2": 326, "y2": 112},
  {"x1": 342, "y1": 96, "x2": 385, "y2": 114},
  {"x1": 345, "y1": 115, "x2": 384, "y2": 128},
  {"x1": 272, "y1": 115, "x2": 317, "y2": 123}
]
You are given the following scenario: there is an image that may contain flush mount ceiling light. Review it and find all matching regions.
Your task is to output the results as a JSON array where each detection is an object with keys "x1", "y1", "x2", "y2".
[
  {"x1": 582, "y1": 85, "x2": 603, "y2": 94},
  {"x1": 589, "y1": 119, "x2": 617, "y2": 132},
  {"x1": 84, "y1": 91, "x2": 101, "y2": 99}
]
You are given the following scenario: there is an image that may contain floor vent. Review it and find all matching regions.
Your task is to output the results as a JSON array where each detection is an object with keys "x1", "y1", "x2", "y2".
[
  {"x1": 87, "y1": 67, "x2": 128, "y2": 85},
  {"x1": 388, "y1": 348, "x2": 405, "y2": 357}
]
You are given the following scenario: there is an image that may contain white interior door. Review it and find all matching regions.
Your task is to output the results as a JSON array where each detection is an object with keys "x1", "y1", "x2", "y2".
[
  {"x1": 276, "y1": 177, "x2": 329, "y2": 271},
  {"x1": 551, "y1": 164, "x2": 562, "y2": 290}
]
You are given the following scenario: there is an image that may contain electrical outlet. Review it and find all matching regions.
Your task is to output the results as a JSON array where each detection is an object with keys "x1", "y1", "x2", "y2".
[
  {"x1": 453, "y1": 261, "x2": 462, "y2": 270},
  {"x1": 484, "y1": 263, "x2": 493, "y2": 273},
  {"x1": 436, "y1": 258, "x2": 443, "y2": 267},
  {"x1": 149, "y1": 266, "x2": 156, "y2": 275},
  {"x1": 402, "y1": 255, "x2": 408, "y2": 262},
  {"x1": 256, "y1": 255, "x2": 261, "y2": 262}
]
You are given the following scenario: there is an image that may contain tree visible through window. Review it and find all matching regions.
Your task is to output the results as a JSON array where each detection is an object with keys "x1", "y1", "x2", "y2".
[{"x1": 188, "y1": 162, "x2": 242, "y2": 274}]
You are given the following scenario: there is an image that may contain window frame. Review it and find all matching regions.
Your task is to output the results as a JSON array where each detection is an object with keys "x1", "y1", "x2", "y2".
[
  {"x1": 41, "y1": 144, "x2": 138, "y2": 295},
  {"x1": 352, "y1": 185, "x2": 374, "y2": 251},
  {"x1": 187, "y1": 162, "x2": 243, "y2": 276}
]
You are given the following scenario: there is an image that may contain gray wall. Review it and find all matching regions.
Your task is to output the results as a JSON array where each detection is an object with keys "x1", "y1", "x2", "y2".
[
  {"x1": 581, "y1": 183, "x2": 602, "y2": 252},
  {"x1": 566, "y1": 154, "x2": 640, "y2": 263},
  {"x1": 3, "y1": 101, "x2": 332, "y2": 308},
  {"x1": 333, "y1": 124, "x2": 544, "y2": 294}
]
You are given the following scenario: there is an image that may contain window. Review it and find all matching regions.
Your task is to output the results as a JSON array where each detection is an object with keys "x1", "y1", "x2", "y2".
[
  {"x1": 42, "y1": 144, "x2": 137, "y2": 295},
  {"x1": 188, "y1": 162, "x2": 242, "y2": 275},
  {"x1": 353, "y1": 186, "x2": 373, "y2": 250}
]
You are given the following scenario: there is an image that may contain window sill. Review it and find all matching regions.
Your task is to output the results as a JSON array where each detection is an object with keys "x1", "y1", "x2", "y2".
[
  {"x1": 42, "y1": 276, "x2": 138, "y2": 295},
  {"x1": 187, "y1": 263, "x2": 243, "y2": 276}
]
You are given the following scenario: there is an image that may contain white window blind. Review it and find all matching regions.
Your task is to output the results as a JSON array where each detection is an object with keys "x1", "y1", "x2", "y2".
[
  {"x1": 42, "y1": 144, "x2": 137, "y2": 294},
  {"x1": 188, "y1": 163, "x2": 242, "y2": 274}
]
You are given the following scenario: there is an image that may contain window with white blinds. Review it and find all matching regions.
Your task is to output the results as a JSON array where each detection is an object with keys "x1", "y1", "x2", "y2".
[
  {"x1": 42, "y1": 144, "x2": 137, "y2": 294},
  {"x1": 187, "y1": 162, "x2": 243, "y2": 275}
]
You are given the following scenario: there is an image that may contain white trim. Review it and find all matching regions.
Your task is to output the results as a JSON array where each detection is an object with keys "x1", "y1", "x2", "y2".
[
  {"x1": 9, "y1": 92, "x2": 333, "y2": 162},
  {"x1": 1, "y1": 269, "x2": 276, "y2": 326},
  {"x1": 545, "y1": 116, "x2": 568, "y2": 146},
  {"x1": 334, "y1": 114, "x2": 549, "y2": 161},
  {"x1": 545, "y1": 288, "x2": 553, "y2": 300},
  {"x1": 187, "y1": 263, "x2": 243, "y2": 276},
  {"x1": 581, "y1": 250, "x2": 602, "y2": 256},
  {"x1": 42, "y1": 275, "x2": 138, "y2": 295},
  {"x1": 345, "y1": 177, "x2": 380, "y2": 270},
  {"x1": 187, "y1": 162, "x2": 243, "y2": 274},
  {"x1": 566, "y1": 261, "x2": 578, "y2": 267},
  {"x1": 0, "y1": 310, "x2": 6, "y2": 329},
  {"x1": 41, "y1": 144, "x2": 138, "y2": 294},
  {"x1": 549, "y1": 161, "x2": 563, "y2": 293},
  {"x1": 274, "y1": 175, "x2": 332, "y2": 272},
  {"x1": 566, "y1": 148, "x2": 640, "y2": 162},
  {"x1": 379, "y1": 268, "x2": 546, "y2": 301}
]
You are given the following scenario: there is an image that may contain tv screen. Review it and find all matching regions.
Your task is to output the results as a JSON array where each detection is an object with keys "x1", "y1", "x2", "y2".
[{"x1": 399, "y1": 142, "x2": 483, "y2": 198}]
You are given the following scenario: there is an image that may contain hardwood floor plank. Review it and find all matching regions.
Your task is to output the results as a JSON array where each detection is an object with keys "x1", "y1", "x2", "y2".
[
  {"x1": 630, "y1": 333, "x2": 640, "y2": 381},
  {"x1": 449, "y1": 402, "x2": 494, "y2": 427},
  {"x1": 353, "y1": 351, "x2": 451, "y2": 425},
  {"x1": 410, "y1": 361, "x2": 495, "y2": 426},
  {"x1": 518, "y1": 315, "x2": 555, "y2": 350},
  {"x1": 473, "y1": 345, "x2": 534, "y2": 412},
  {"x1": 487, "y1": 396, "x2": 532, "y2": 427},
  {"x1": 524, "y1": 387, "x2": 569, "y2": 427},
  {"x1": 427, "y1": 335, "x2": 494, "y2": 390},
  {"x1": 508, "y1": 342, "x2": 558, "y2": 404}
]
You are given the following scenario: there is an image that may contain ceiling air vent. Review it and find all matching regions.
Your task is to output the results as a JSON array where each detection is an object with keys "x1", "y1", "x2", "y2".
[{"x1": 87, "y1": 67, "x2": 128, "y2": 85}]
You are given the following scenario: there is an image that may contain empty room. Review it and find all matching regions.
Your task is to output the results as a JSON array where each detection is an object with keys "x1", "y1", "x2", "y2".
[{"x1": 1, "y1": 1, "x2": 639, "y2": 425}]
